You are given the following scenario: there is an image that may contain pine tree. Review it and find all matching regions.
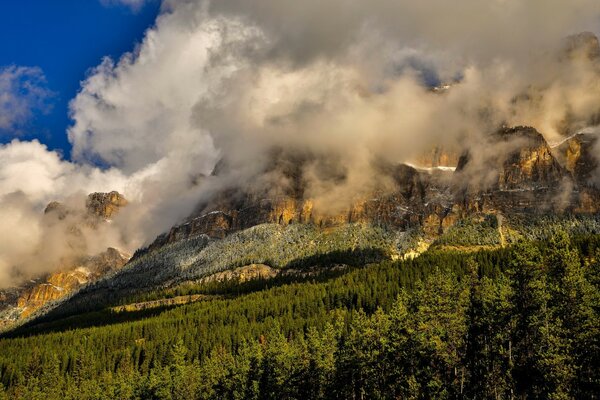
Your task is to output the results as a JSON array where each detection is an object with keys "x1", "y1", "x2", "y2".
[
  {"x1": 464, "y1": 259, "x2": 512, "y2": 398},
  {"x1": 545, "y1": 232, "x2": 599, "y2": 398},
  {"x1": 507, "y1": 241, "x2": 549, "y2": 398}
]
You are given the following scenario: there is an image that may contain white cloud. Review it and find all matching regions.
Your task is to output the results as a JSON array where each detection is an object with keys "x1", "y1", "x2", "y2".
[{"x1": 0, "y1": 66, "x2": 52, "y2": 135}]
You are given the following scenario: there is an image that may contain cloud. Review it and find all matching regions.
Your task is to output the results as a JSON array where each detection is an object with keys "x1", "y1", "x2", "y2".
[
  {"x1": 0, "y1": 140, "x2": 121, "y2": 286},
  {"x1": 0, "y1": 66, "x2": 53, "y2": 135},
  {"x1": 207, "y1": 0, "x2": 600, "y2": 67},
  {"x1": 0, "y1": 138, "x2": 208, "y2": 287},
  {"x1": 4, "y1": 0, "x2": 600, "y2": 286},
  {"x1": 69, "y1": 0, "x2": 600, "y2": 213}
]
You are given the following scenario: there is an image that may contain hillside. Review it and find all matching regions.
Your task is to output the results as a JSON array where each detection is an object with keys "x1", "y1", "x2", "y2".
[
  {"x1": 1, "y1": 127, "x2": 600, "y2": 399},
  {"x1": 0, "y1": 234, "x2": 599, "y2": 399},
  {"x1": 8, "y1": 126, "x2": 598, "y2": 327},
  {"x1": 0, "y1": 192, "x2": 129, "y2": 329}
]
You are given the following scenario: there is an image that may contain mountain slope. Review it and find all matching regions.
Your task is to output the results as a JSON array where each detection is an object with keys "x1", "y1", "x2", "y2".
[
  {"x1": 10, "y1": 126, "x2": 600, "y2": 331},
  {"x1": 0, "y1": 192, "x2": 129, "y2": 329}
]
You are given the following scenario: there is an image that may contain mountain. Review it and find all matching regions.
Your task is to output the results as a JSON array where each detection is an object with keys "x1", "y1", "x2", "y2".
[
  {"x1": 0, "y1": 192, "x2": 129, "y2": 329},
  {"x1": 554, "y1": 132, "x2": 599, "y2": 185},
  {"x1": 152, "y1": 126, "x2": 599, "y2": 250},
  {"x1": 3, "y1": 27, "x2": 600, "y2": 399},
  {"x1": 13, "y1": 125, "x2": 600, "y2": 329}
]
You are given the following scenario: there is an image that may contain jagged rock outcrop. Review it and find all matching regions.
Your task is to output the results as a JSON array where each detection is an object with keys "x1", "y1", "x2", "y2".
[
  {"x1": 0, "y1": 191, "x2": 129, "y2": 329},
  {"x1": 43, "y1": 201, "x2": 70, "y2": 219},
  {"x1": 146, "y1": 126, "x2": 600, "y2": 254},
  {"x1": 44, "y1": 191, "x2": 127, "y2": 224},
  {"x1": 457, "y1": 127, "x2": 565, "y2": 191},
  {"x1": 4, "y1": 248, "x2": 129, "y2": 321},
  {"x1": 554, "y1": 132, "x2": 598, "y2": 186},
  {"x1": 86, "y1": 191, "x2": 128, "y2": 219},
  {"x1": 454, "y1": 127, "x2": 575, "y2": 213},
  {"x1": 563, "y1": 31, "x2": 600, "y2": 61}
]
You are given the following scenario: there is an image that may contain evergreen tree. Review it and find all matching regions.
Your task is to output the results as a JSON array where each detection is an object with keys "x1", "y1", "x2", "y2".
[{"x1": 507, "y1": 241, "x2": 549, "y2": 398}]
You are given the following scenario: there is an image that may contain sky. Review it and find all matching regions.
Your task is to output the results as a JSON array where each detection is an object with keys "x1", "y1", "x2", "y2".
[{"x1": 0, "y1": 0, "x2": 160, "y2": 157}]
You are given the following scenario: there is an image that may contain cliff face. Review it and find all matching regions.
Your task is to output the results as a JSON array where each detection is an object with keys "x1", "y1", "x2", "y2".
[
  {"x1": 452, "y1": 127, "x2": 600, "y2": 214},
  {"x1": 145, "y1": 126, "x2": 600, "y2": 254},
  {"x1": 4, "y1": 248, "x2": 129, "y2": 322},
  {"x1": 554, "y1": 133, "x2": 598, "y2": 186},
  {"x1": 563, "y1": 31, "x2": 600, "y2": 61},
  {"x1": 413, "y1": 146, "x2": 461, "y2": 169},
  {"x1": 86, "y1": 191, "x2": 128, "y2": 220},
  {"x1": 0, "y1": 193, "x2": 129, "y2": 329},
  {"x1": 146, "y1": 157, "x2": 459, "y2": 251},
  {"x1": 495, "y1": 127, "x2": 564, "y2": 190}
]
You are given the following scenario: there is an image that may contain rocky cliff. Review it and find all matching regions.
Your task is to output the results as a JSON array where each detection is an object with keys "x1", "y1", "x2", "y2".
[
  {"x1": 13, "y1": 248, "x2": 129, "y2": 319},
  {"x1": 554, "y1": 132, "x2": 598, "y2": 186},
  {"x1": 144, "y1": 161, "x2": 457, "y2": 252},
  {"x1": 144, "y1": 126, "x2": 600, "y2": 254},
  {"x1": 86, "y1": 191, "x2": 128, "y2": 220},
  {"x1": 0, "y1": 192, "x2": 129, "y2": 329}
]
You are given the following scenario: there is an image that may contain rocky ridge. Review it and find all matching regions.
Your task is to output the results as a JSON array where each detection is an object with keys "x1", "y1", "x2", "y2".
[
  {"x1": 11, "y1": 126, "x2": 600, "y2": 330},
  {"x1": 147, "y1": 126, "x2": 600, "y2": 253},
  {"x1": 0, "y1": 192, "x2": 129, "y2": 329}
]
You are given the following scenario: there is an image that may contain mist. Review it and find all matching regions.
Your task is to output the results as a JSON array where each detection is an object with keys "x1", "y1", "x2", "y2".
[{"x1": 2, "y1": 0, "x2": 600, "y2": 287}]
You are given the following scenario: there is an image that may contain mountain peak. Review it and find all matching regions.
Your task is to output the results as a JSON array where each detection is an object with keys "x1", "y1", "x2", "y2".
[
  {"x1": 86, "y1": 191, "x2": 127, "y2": 220},
  {"x1": 563, "y1": 31, "x2": 600, "y2": 60}
]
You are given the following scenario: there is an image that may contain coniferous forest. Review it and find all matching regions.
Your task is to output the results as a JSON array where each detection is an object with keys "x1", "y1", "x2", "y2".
[{"x1": 0, "y1": 232, "x2": 598, "y2": 399}]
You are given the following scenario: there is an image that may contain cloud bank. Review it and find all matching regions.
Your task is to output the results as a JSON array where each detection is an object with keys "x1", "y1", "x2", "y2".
[{"x1": 2, "y1": 0, "x2": 600, "y2": 286}]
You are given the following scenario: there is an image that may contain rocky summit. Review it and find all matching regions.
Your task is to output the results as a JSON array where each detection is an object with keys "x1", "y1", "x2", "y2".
[{"x1": 86, "y1": 191, "x2": 128, "y2": 220}]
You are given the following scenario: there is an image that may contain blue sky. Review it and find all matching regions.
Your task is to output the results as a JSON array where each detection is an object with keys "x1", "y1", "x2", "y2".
[{"x1": 0, "y1": 0, "x2": 160, "y2": 158}]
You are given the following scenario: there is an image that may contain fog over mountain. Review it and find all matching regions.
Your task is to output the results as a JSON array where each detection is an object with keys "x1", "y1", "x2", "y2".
[{"x1": 2, "y1": 0, "x2": 600, "y2": 286}]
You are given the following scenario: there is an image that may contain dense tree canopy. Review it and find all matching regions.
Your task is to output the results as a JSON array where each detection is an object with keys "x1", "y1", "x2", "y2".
[{"x1": 1, "y1": 234, "x2": 599, "y2": 399}]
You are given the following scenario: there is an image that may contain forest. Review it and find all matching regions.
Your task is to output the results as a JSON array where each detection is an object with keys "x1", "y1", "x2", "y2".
[{"x1": 0, "y1": 232, "x2": 598, "y2": 399}]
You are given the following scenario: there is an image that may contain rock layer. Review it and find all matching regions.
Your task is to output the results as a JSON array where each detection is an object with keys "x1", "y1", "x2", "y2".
[{"x1": 145, "y1": 126, "x2": 600, "y2": 254}]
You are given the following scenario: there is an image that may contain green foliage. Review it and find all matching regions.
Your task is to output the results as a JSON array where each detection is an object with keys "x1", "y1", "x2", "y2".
[
  {"x1": 31, "y1": 223, "x2": 401, "y2": 321},
  {"x1": 1, "y1": 233, "x2": 599, "y2": 399},
  {"x1": 434, "y1": 215, "x2": 502, "y2": 247}
]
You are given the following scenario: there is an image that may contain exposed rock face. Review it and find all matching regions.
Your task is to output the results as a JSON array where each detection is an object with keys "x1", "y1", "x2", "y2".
[
  {"x1": 1, "y1": 191, "x2": 129, "y2": 330},
  {"x1": 44, "y1": 191, "x2": 127, "y2": 226},
  {"x1": 495, "y1": 127, "x2": 564, "y2": 190},
  {"x1": 413, "y1": 146, "x2": 461, "y2": 169},
  {"x1": 554, "y1": 133, "x2": 598, "y2": 187},
  {"x1": 44, "y1": 201, "x2": 70, "y2": 219},
  {"x1": 2, "y1": 248, "x2": 129, "y2": 322},
  {"x1": 86, "y1": 191, "x2": 128, "y2": 219},
  {"x1": 145, "y1": 126, "x2": 600, "y2": 254},
  {"x1": 456, "y1": 127, "x2": 565, "y2": 192},
  {"x1": 454, "y1": 127, "x2": 578, "y2": 214},
  {"x1": 563, "y1": 32, "x2": 600, "y2": 61},
  {"x1": 199, "y1": 264, "x2": 278, "y2": 284},
  {"x1": 145, "y1": 157, "x2": 457, "y2": 252}
]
